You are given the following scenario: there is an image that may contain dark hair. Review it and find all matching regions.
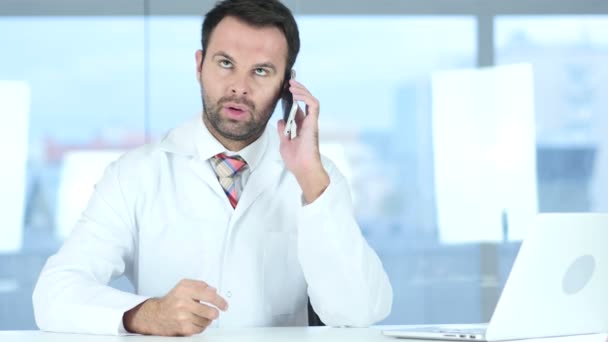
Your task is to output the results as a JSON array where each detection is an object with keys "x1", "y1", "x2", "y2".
[{"x1": 201, "y1": 0, "x2": 300, "y2": 78}]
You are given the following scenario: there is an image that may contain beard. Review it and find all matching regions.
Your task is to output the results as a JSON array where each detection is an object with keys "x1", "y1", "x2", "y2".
[{"x1": 202, "y1": 91, "x2": 279, "y2": 143}]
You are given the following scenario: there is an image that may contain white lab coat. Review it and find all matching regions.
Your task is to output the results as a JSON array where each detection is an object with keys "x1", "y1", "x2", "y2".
[{"x1": 32, "y1": 116, "x2": 393, "y2": 335}]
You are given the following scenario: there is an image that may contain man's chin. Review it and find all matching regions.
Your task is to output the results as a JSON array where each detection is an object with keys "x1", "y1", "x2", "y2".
[
  {"x1": 210, "y1": 116, "x2": 268, "y2": 142},
  {"x1": 217, "y1": 127, "x2": 256, "y2": 142}
]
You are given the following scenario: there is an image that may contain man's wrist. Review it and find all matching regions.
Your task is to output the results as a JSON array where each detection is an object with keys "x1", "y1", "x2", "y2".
[
  {"x1": 295, "y1": 166, "x2": 330, "y2": 204},
  {"x1": 123, "y1": 298, "x2": 158, "y2": 335}
]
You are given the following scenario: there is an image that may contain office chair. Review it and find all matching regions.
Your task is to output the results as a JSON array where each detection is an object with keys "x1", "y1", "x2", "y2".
[{"x1": 307, "y1": 297, "x2": 324, "y2": 326}]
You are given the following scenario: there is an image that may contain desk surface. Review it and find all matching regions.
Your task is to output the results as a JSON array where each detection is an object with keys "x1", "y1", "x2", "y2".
[
  {"x1": 0, "y1": 327, "x2": 605, "y2": 342},
  {"x1": 1, "y1": 327, "x2": 387, "y2": 342}
]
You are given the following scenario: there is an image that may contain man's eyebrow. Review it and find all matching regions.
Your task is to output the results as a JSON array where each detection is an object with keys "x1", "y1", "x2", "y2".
[{"x1": 212, "y1": 51, "x2": 235, "y2": 61}]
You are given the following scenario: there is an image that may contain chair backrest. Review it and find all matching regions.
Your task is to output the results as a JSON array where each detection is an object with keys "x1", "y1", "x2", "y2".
[{"x1": 307, "y1": 298, "x2": 324, "y2": 326}]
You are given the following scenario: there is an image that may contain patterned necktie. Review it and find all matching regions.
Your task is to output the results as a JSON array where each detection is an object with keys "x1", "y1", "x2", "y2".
[{"x1": 210, "y1": 153, "x2": 248, "y2": 208}]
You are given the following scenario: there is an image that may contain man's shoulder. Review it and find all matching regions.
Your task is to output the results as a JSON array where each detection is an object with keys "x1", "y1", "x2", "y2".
[
  {"x1": 118, "y1": 142, "x2": 163, "y2": 164},
  {"x1": 110, "y1": 142, "x2": 165, "y2": 179},
  {"x1": 114, "y1": 116, "x2": 200, "y2": 168}
]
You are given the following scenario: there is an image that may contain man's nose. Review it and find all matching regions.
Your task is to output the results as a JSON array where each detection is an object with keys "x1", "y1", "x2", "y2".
[{"x1": 229, "y1": 74, "x2": 250, "y2": 96}]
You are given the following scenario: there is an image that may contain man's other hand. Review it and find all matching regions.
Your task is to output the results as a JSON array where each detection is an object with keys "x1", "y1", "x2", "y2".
[{"x1": 123, "y1": 279, "x2": 228, "y2": 336}]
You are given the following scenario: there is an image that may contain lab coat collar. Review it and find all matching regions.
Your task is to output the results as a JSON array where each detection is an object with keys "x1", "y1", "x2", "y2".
[
  {"x1": 158, "y1": 114, "x2": 285, "y2": 216},
  {"x1": 158, "y1": 114, "x2": 281, "y2": 163}
]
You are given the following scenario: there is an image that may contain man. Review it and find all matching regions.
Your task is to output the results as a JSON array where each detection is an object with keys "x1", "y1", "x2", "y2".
[{"x1": 33, "y1": 0, "x2": 392, "y2": 336}]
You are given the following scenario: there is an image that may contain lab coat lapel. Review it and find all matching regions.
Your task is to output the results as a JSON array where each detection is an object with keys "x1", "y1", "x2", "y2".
[
  {"x1": 158, "y1": 115, "x2": 230, "y2": 208},
  {"x1": 234, "y1": 140, "x2": 284, "y2": 218},
  {"x1": 188, "y1": 157, "x2": 231, "y2": 208}
]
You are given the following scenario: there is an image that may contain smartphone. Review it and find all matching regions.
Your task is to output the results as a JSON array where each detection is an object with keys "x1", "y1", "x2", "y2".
[{"x1": 282, "y1": 69, "x2": 296, "y2": 122}]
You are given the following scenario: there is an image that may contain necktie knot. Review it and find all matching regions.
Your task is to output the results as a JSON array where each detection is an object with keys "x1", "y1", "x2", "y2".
[
  {"x1": 211, "y1": 153, "x2": 247, "y2": 178},
  {"x1": 210, "y1": 153, "x2": 247, "y2": 208}
]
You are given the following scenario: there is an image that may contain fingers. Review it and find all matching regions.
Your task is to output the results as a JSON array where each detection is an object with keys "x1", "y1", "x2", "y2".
[
  {"x1": 179, "y1": 279, "x2": 228, "y2": 311},
  {"x1": 292, "y1": 104, "x2": 305, "y2": 128},
  {"x1": 174, "y1": 311, "x2": 210, "y2": 336},
  {"x1": 189, "y1": 306, "x2": 215, "y2": 326},
  {"x1": 153, "y1": 280, "x2": 226, "y2": 337},
  {"x1": 289, "y1": 79, "x2": 319, "y2": 119},
  {"x1": 277, "y1": 119, "x2": 286, "y2": 132},
  {"x1": 200, "y1": 288, "x2": 229, "y2": 312},
  {"x1": 178, "y1": 279, "x2": 210, "y2": 293},
  {"x1": 188, "y1": 300, "x2": 220, "y2": 321}
]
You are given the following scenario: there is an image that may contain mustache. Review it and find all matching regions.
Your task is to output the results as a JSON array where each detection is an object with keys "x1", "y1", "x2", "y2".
[{"x1": 218, "y1": 95, "x2": 255, "y2": 112}]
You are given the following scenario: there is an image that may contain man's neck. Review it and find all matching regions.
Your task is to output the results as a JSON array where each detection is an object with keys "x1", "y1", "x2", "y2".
[{"x1": 202, "y1": 114, "x2": 257, "y2": 152}]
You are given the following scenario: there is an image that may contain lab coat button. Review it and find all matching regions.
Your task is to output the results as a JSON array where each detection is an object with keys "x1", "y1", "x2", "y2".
[{"x1": 226, "y1": 291, "x2": 232, "y2": 298}]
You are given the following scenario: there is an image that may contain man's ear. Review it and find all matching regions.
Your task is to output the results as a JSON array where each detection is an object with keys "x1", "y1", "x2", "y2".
[{"x1": 195, "y1": 49, "x2": 204, "y2": 81}]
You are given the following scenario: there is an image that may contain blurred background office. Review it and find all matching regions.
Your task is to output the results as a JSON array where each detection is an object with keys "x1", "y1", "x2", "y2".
[{"x1": 1, "y1": 0, "x2": 608, "y2": 329}]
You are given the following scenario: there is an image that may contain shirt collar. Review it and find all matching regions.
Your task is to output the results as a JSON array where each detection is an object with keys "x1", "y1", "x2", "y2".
[
  {"x1": 200, "y1": 118, "x2": 267, "y2": 172},
  {"x1": 159, "y1": 114, "x2": 271, "y2": 171}
]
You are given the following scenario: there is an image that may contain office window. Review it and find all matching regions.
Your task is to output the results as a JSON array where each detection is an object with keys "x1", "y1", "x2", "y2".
[
  {"x1": 496, "y1": 16, "x2": 608, "y2": 213},
  {"x1": 0, "y1": 17, "x2": 145, "y2": 329}
]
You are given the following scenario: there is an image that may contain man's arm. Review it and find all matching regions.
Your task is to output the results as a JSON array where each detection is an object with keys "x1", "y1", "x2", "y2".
[
  {"x1": 296, "y1": 160, "x2": 393, "y2": 327},
  {"x1": 33, "y1": 154, "x2": 228, "y2": 336},
  {"x1": 276, "y1": 79, "x2": 392, "y2": 326},
  {"x1": 32, "y1": 159, "x2": 148, "y2": 335}
]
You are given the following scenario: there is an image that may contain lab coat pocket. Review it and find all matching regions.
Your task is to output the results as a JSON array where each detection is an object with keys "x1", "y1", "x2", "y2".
[{"x1": 263, "y1": 231, "x2": 298, "y2": 316}]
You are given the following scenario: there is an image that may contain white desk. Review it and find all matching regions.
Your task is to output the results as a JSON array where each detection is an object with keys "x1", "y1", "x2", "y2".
[
  {"x1": 0, "y1": 328, "x2": 605, "y2": 342},
  {"x1": 1, "y1": 327, "x2": 387, "y2": 342}
]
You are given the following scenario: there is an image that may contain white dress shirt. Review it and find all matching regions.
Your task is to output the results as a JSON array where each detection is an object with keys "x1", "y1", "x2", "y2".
[{"x1": 32, "y1": 115, "x2": 393, "y2": 335}]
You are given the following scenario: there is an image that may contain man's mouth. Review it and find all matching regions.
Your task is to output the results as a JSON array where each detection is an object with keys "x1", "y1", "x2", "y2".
[
  {"x1": 227, "y1": 106, "x2": 245, "y2": 112},
  {"x1": 225, "y1": 101, "x2": 250, "y2": 110},
  {"x1": 223, "y1": 103, "x2": 249, "y2": 118}
]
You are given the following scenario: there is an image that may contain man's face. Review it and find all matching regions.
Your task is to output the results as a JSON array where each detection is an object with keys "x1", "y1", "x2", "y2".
[{"x1": 196, "y1": 16, "x2": 288, "y2": 146}]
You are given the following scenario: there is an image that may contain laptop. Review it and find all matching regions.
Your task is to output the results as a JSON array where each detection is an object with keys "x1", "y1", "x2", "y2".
[{"x1": 383, "y1": 213, "x2": 608, "y2": 341}]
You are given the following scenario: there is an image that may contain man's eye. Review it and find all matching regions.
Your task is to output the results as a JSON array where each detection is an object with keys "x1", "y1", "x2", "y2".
[
  {"x1": 219, "y1": 60, "x2": 232, "y2": 68},
  {"x1": 254, "y1": 68, "x2": 268, "y2": 76}
]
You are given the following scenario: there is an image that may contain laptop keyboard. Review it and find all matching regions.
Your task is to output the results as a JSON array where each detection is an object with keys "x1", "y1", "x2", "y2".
[{"x1": 406, "y1": 326, "x2": 486, "y2": 335}]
